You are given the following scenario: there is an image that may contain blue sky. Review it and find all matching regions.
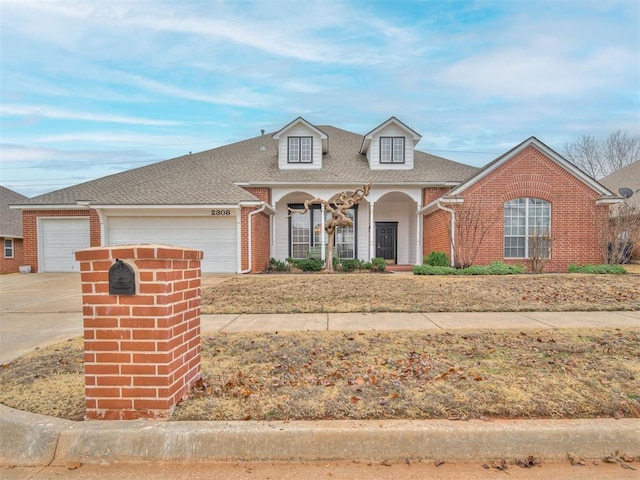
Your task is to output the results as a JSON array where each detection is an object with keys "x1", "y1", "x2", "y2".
[{"x1": 1, "y1": 0, "x2": 638, "y2": 197}]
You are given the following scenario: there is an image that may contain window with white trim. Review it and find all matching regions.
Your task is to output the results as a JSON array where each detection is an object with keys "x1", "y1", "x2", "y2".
[
  {"x1": 4, "y1": 238, "x2": 14, "y2": 258},
  {"x1": 289, "y1": 204, "x2": 357, "y2": 259},
  {"x1": 380, "y1": 137, "x2": 405, "y2": 164},
  {"x1": 288, "y1": 137, "x2": 312, "y2": 163},
  {"x1": 504, "y1": 198, "x2": 551, "y2": 258}
]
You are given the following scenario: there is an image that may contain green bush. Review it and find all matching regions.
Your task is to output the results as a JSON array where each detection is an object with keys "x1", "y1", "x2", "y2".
[
  {"x1": 413, "y1": 261, "x2": 524, "y2": 276},
  {"x1": 371, "y1": 257, "x2": 386, "y2": 272},
  {"x1": 341, "y1": 259, "x2": 365, "y2": 272},
  {"x1": 424, "y1": 251, "x2": 449, "y2": 267},
  {"x1": 268, "y1": 258, "x2": 289, "y2": 272},
  {"x1": 288, "y1": 258, "x2": 324, "y2": 271},
  {"x1": 568, "y1": 264, "x2": 627, "y2": 274}
]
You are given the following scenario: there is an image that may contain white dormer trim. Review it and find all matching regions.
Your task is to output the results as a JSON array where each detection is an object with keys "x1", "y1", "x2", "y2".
[
  {"x1": 272, "y1": 117, "x2": 328, "y2": 153},
  {"x1": 272, "y1": 117, "x2": 328, "y2": 170},
  {"x1": 360, "y1": 117, "x2": 421, "y2": 170},
  {"x1": 359, "y1": 116, "x2": 421, "y2": 155}
]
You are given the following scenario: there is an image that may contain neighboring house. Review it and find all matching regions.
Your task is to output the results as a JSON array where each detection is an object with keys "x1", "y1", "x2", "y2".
[
  {"x1": 600, "y1": 161, "x2": 640, "y2": 261},
  {"x1": 12, "y1": 117, "x2": 621, "y2": 274},
  {"x1": 0, "y1": 186, "x2": 28, "y2": 274}
]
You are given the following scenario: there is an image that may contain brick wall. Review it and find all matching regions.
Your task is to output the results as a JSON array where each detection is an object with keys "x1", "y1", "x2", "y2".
[
  {"x1": 423, "y1": 210, "x2": 452, "y2": 263},
  {"x1": 22, "y1": 209, "x2": 100, "y2": 273},
  {"x1": 240, "y1": 187, "x2": 272, "y2": 273},
  {"x1": 424, "y1": 146, "x2": 609, "y2": 272},
  {"x1": 76, "y1": 245, "x2": 202, "y2": 420},
  {"x1": 0, "y1": 238, "x2": 24, "y2": 274}
]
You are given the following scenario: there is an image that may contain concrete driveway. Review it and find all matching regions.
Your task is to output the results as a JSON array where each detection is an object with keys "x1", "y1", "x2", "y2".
[
  {"x1": 0, "y1": 273, "x2": 234, "y2": 364},
  {"x1": 0, "y1": 273, "x2": 83, "y2": 365}
]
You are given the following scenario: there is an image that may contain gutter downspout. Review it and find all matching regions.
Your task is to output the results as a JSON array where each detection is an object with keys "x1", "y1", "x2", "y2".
[
  {"x1": 436, "y1": 200, "x2": 455, "y2": 267},
  {"x1": 239, "y1": 202, "x2": 271, "y2": 274}
]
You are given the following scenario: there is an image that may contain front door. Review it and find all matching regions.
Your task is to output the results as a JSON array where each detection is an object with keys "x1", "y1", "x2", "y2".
[{"x1": 375, "y1": 222, "x2": 397, "y2": 264}]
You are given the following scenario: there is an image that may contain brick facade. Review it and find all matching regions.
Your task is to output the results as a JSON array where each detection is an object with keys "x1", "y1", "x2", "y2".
[
  {"x1": 241, "y1": 187, "x2": 272, "y2": 273},
  {"x1": 422, "y1": 146, "x2": 610, "y2": 272},
  {"x1": 22, "y1": 209, "x2": 100, "y2": 273},
  {"x1": 0, "y1": 237, "x2": 24, "y2": 274},
  {"x1": 75, "y1": 245, "x2": 202, "y2": 420}
]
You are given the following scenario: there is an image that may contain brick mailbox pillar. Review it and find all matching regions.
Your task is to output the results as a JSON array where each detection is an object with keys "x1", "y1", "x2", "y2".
[{"x1": 75, "y1": 245, "x2": 203, "y2": 420}]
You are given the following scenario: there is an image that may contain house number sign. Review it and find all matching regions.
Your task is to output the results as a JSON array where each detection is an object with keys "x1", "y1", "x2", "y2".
[{"x1": 211, "y1": 209, "x2": 232, "y2": 216}]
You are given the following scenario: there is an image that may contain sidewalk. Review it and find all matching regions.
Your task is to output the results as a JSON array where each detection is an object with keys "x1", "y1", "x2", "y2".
[{"x1": 201, "y1": 310, "x2": 640, "y2": 333}]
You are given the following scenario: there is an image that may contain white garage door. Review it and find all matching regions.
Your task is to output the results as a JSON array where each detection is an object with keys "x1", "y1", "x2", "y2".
[
  {"x1": 107, "y1": 216, "x2": 237, "y2": 273},
  {"x1": 40, "y1": 218, "x2": 90, "y2": 272}
]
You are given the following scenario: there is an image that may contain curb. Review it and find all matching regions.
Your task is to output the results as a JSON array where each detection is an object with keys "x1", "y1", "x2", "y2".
[{"x1": 2, "y1": 405, "x2": 638, "y2": 466}]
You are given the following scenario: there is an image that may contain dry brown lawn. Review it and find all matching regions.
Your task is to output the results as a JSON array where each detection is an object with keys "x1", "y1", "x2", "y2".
[
  {"x1": 1, "y1": 329, "x2": 638, "y2": 422},
  {"x1": 1, "y1": 271, "x2": 639, "y2": 422},
  {"x1": 202, "y1": 273, "x2": 640, "y2": 314}
]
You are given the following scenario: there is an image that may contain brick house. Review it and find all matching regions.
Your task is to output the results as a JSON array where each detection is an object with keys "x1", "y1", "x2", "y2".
[
  {"x1": 11, "y1": 117, "x2": 621, "y2": 274},
  {"x1": 600, "y1": 161, "x2": 640, "y2": 261},
  {"x1": 1, "y1": 186, "x2": 28, "y2": 274}
]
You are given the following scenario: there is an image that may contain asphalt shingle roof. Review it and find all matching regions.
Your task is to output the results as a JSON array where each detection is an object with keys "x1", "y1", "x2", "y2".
[
  {"x1": 19, "y1": 125, "x2": 479, "y2": 207},
  {"x1": 600, "y1": 161, "x2": 640, "y2": 209},
  {"x1": 1, "y1": 186, "x2": 28, "y2": 237}
]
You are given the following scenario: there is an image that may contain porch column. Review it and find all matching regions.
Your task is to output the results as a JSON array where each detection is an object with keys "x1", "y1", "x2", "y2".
[
  {"x1": 271, "y1": 201, "x2": 277, "y2": 259},
  {"x1": 416, "y1": 204, "x2": 423, "y2": 265},
  {"x1": 320, "y1": 203, "x2": 326, "y2": 262},
  {"x1": 369, "y1": 201, "x2": 375, "y2": 260}
]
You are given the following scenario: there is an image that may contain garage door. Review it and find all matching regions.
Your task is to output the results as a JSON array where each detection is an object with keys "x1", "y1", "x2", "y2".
[
  {"x1": 40, "y1": 218, "x2": 90, "y2": 272},
  {"x1": 107, "y1": 216, "x2": 237, "y2": 273}
]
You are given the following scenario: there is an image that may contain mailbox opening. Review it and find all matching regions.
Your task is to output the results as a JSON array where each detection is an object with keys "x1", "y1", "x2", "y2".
[{"x1": 109, "y1": 259, "x2": 136, "y2": 295}]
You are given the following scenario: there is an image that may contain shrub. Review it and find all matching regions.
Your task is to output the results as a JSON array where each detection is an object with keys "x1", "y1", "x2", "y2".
[
  {"x1": 341, "y1": 259, "x2": 365, "y2": 272},
  {"x1": 425, "y1": 251, "x2": 449, "y2": 267},
  {"x1": 413, "y1": 261, "x2": 524, "y2": 276},
  {"x1": 568, "y1": 264, "x2": 627, "y2": 274},
  {"x1": 288, "y1": 258, "x2": 324, "y2": 272},
  {"x1": 268, "y1": 258, "x2": 289, "y2": 272},
  {"x1": 371, "y1": 257, "x2": 386, "y2": 272}
]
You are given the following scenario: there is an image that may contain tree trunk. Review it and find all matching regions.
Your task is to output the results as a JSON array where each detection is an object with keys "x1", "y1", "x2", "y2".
[{"x1": 325, "y1": 229, "x2": 335, "y2": 272}]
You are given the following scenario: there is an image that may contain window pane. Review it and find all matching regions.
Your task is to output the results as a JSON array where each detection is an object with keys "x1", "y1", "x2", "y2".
[
  {"x1": 291, "y1": 210, "x2": 310, "y2": 258},
  {"x1": 380, "y1": 138, "x2": 392, "y2": 163},
  {"x1": 288, "y1": 138, "x2": 300, "y2": 162},
  {"x1": 392, "y1": 138, "x2": 404, "y2": 163},
  {"x1": 300, "y1": 137, "x2": 312, "y2": 163},
  {"x1": 504, "y1": 198, "x2": 551, "y2": 258},
  {"x1": 4, "y1": 239, "x2": 13, "y2": 258}
]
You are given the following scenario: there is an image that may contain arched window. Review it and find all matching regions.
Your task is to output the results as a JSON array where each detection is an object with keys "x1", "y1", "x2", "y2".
[{"x1": 504, "y1": 198, "x2": 551, "y2": 258}]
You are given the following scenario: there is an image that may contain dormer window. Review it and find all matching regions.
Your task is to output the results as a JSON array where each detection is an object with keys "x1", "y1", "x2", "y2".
[
  {"x1": 288, "y1": 137, "x2": 313, "y2": 163},
  {"x1": 380, "y1": 137, "x2": 405, "y2": 164}
]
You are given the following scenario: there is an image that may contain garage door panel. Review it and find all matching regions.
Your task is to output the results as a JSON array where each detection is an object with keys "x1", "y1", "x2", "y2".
[
  {"x1": 107, "y1": 216, "x2": 237, "y2": 273},
  {"x1": 40, "y1": 218, "x2": 90, "y2": 272}
]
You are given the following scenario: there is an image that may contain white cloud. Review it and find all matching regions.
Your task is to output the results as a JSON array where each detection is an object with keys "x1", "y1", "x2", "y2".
[{"x1": 0, "y1": 104, "x2": 184, "y2": 126}]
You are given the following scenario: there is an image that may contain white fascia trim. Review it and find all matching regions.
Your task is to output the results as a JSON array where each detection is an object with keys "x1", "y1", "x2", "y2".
[
  {"x1": 11, "y1": 204, "x2": 90, "y2": 211},
  {"x1": 239, "y1": 201, "x2": 276, "y2": 214},
  {"x1": 88, "y1": 204, "x2": 242, "y2": 210},
  {"x1": 238, "y1": 181, "x2": 459, "y2": 187},
  {"x1": 446, "y1": 139, "x2": 615, "y2": 198},
  {"x1": 418, "y1": 197, "x2": 464, "y2": 215},
  {"x1": 596, "y1": 197, "x2": 625, "y2": 205}
]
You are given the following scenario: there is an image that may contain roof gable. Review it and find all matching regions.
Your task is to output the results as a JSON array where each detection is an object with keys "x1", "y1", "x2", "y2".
[
  {"x1": 360, "y1": 116, "x2": 422, "y2": 154},
  {"x1": 443, "y1": 136, "x2": 616, "y2": 199},
  {"x1": 1, "y1": 185, "x2": 28, "y2": 238},
  {"x1": 272, "y1": 117, "x2": 328, "y2": 153}
]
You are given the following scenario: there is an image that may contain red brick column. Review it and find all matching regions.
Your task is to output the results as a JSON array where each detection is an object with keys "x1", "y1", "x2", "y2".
[{"x1": 75, "y1": 245, "x2": 202, "y2": 420}]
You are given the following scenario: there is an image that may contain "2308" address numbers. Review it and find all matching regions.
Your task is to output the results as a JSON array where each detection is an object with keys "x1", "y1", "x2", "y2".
[{"x1": 211, "y1": 209, "x2": 232, "y2": 216}]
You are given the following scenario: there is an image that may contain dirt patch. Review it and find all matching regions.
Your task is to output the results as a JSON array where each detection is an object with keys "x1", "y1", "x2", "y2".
[
  {"x1": 2, "y1": 329, "x2": 638, "y2": 422},
  {"x1": 201, "y1": 274, "x2": 640, "y2": 314}
]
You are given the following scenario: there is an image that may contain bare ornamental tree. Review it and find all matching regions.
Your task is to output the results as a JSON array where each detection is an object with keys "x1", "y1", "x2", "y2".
[
  {"x1": 563, "y1": 130, "x2": 640, "y2": 179},
  {"x1": 288, "y1": 183, "x2": 372, "y2": 272},
  {"x1": 447, "y1": 198, "x2": 502, "y2": 269}
]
